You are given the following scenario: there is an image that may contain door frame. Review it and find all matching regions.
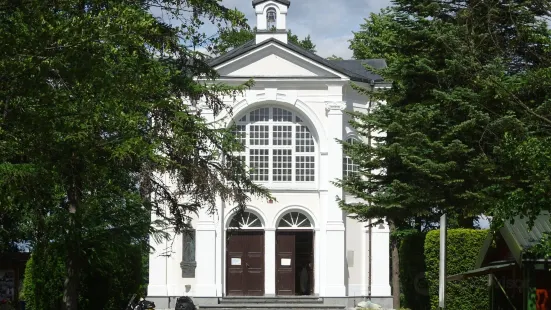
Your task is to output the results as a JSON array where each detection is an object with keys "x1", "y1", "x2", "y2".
[
  {"x1": 225, "y1": 230, "x2": 265, "y2": 296},
  {"x1": 275, "y1": 230, "x2": 315, "y2": 296}
]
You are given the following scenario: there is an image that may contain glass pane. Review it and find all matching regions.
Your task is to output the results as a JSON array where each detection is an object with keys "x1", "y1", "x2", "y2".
[
  {"x1": 249, "y1": 125, "x2": 269, "y2": 146},
  {"x1": 296, "y1": 125, "x2": 314, "y2": 153},
  {"x1": 273, "y1": 149, "x2": 292, "y2": 182},
  {"x1": 295, "y1": 155, "x2": 315, "y2": 181},
  {"x1": 250, "y1": 149, "x2": 269, "y2": 181},
  {"x1": 250, "y1": 108, "x2": 269, "y2": 122},
  {"x1": 273, "y1": 125, "x2": 292, "y2": 146},
  {"x1": 273, "y1": 108, "x2": 293, "y2": 122}
]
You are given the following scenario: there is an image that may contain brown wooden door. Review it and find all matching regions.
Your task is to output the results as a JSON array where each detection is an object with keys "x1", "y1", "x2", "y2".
[
  {"x1": 276, "y1": 232, "x2": 295, "y2": 295},
  {"x1": 226, "y1": 231, "x2": 265, "y2": 296}
]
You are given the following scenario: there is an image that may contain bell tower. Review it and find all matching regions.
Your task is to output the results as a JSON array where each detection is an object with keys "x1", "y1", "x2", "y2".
[{"x1": 252, "y1": 0, "x2": 290, "y2": 44}]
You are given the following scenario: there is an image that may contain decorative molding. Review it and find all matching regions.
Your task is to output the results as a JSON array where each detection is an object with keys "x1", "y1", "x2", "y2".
[
  {"x1": 325, "y1": 101, "x2": 346, "y2": 112},
  {"x1": 180, "y1": 261, "x2": 196, "y2": 278}
]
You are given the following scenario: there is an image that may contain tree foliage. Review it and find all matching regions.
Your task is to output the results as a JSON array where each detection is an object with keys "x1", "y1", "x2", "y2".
[
  {"x1": 338, "y1": 1, "x2": 551, "y2": 307},
  {"x1": 0, "y1": 1, "x2": 270, "y2": 309},
  {"x1": 339, "y1": 0, "x2": 551, "y2": 230},
  {"x1": 212, "y1": 22, "x2": 317, "y2": 56}
]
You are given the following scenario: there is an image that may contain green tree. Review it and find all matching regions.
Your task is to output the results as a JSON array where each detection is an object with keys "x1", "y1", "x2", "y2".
[
  {"x1": 0, "y1": 1, "x2": 270, "y2": 309},
  {"x1": 286, "y1": 29, "x2": 316, "y2": 53},
  {"x1": 339, "y1": 0, "x2": 551, "y2": 307},
  {"x1": 212, "y1": 23, "x2": 317, "y2": 56},
  {"x1": 326, "y1": 55, "x2": 344, "y2": 61}
]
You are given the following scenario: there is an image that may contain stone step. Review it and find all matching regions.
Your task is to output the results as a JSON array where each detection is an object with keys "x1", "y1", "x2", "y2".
[
  {"x1": 219, "y1": 297, "x2": 324, "y2": 304},
  {"x1": 198, "y1": 304, "x2": 345, "y2": 310}
]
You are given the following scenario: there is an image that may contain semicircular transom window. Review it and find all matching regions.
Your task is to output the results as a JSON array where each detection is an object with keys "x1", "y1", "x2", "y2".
[
  {"x1": 229, "y1": 211, "x2": 263, "y2": 229},
  {"x1": 233, "y1": 107, "x2": 316, "y2": 186},
  {"x1": 278, "y1": 212, "x2": 313, "y2": 229}
]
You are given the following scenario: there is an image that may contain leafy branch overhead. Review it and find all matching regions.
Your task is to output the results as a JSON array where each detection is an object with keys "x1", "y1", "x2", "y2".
[
  {"x1": 0, "y1": 1, "x2": 271, "y2": 309},
  {"x1": 211, "y1": 12, "x2": 317, "y2": 56}
]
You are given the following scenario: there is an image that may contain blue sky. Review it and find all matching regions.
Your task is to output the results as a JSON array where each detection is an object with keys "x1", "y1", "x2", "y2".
[
  {"x1": 151, "y1": 0, "x2": 393, "y2": 59},
  {"x1": 219, "y1": 0, "x2": 392, "y2": 59}
]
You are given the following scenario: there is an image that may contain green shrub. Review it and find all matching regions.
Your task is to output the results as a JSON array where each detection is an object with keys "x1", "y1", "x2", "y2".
[
  {"x1": 424, "y1": 229, "x2": 489, "y2": 310},
  {"x1": 23, "y1": 241, "x2": 146, "y2": 310},
  {"x1": 400, "y1": 232, "x2": 430, "y2": 310},
  {"x1": 23, "y1": 252, "x2": 65, "y2": 310}
]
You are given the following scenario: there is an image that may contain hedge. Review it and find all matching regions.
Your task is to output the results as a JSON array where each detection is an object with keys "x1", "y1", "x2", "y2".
[
  {"x1": 400, "y1": 232, "x2": 430, "y2": 310},
  {"x1": 23, "y1": 241, "x2": 146, "y2": 310},
  {"x1": 424, "y1": 229, "x2": 489, "y2": 310}
]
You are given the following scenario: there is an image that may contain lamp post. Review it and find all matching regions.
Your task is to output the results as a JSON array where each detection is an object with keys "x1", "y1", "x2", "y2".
[{"x1": 439, "y1": 214, "x2": 447, "y2": 309}]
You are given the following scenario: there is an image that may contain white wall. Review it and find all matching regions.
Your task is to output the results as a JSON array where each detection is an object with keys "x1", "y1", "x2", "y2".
[{"x1": 148, "y1": 77, "x2": 391, "y2": 299}]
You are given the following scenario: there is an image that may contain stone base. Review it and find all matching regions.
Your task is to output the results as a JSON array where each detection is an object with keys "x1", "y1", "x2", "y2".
[{"x1": 146, "y1": 296, "x2": 393, "y2": 310}]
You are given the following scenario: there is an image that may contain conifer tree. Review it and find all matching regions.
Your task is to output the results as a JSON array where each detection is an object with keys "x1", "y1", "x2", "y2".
[{"x1": 339, "y1": 0, "x2": 551, "y2": 307}]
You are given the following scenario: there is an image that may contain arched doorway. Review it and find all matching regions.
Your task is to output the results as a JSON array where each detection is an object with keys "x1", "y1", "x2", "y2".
[
  {"x1": 275, "y1": 211, "x2": 314, "y2": 296},
  {"x1": 226, "y1": 211, "x2": 265, "y2": 296}
]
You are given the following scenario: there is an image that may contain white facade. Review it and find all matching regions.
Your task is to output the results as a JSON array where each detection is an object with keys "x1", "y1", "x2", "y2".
[{"x1": 148, "y1": 0, "x2": 391, "y2": 308}]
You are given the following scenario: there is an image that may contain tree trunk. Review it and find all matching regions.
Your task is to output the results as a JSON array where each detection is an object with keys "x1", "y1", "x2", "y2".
[
  {"x1": 390, "y1": 221, "x2": 401, "y2": 309},
  {"x1": 63, "y1": 242, "x2": 79, "y2": 310},
  {"x1": 63, "y1": 184, "x2": 81, "y2": 310}
]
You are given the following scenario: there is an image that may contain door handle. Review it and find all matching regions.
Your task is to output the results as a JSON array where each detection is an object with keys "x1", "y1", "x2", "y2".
[{"x1": 246, "y1": 263, "x2": 250, "y2": 268}]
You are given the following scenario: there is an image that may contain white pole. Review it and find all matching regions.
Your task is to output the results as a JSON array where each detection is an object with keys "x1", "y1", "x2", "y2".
[{"x1": 438, "y1": 214, "x2": 447, "y2": 309}]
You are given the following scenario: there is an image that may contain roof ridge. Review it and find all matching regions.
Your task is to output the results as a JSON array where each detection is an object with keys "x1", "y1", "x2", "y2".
[{"x1": 208, "y1": 37, "x2": 386, "y2": 83}]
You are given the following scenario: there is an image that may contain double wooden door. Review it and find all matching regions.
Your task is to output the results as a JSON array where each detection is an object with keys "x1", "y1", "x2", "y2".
[{"x1": 226, "y1": 231, "x2": 264, "y2": 296}]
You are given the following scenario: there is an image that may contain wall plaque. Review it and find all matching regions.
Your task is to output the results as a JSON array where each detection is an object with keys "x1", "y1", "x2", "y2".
[
  {"x1": 281, "y1": 258, "x2": 291, "y2": 266},
  {"x1": 231, "y1": 258, "x2": 242, "y2": 266}
]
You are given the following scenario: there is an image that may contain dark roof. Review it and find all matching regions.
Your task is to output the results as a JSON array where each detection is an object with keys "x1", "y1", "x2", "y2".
[
  {"x1": 252, "y1": 0, "x2": 290, "y2": 7},
  {"x1": 476, "y1": 213, "x2": 551, "y2": 267},
  {"x1": 208, "y1": 38, "x2": 385, "y2": 83}
]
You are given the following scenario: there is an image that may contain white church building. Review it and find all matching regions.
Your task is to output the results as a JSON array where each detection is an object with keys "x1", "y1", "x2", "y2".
[{"x1": 148, "y1": 0, "x2": 392, "y2": 308}]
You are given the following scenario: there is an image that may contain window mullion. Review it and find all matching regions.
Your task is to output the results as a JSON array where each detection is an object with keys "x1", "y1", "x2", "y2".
[
  {"x1": 292, "y1": 122, "x2": 296, "y2": 183},
  {"x1": 269, "y1": 109, "x2": 274, "y2": 185}
]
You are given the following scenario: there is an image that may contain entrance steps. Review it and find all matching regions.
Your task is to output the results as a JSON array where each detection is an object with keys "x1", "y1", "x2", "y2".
[{"x1": 197, "y1": 296, "x2": 346, "y2": 310}]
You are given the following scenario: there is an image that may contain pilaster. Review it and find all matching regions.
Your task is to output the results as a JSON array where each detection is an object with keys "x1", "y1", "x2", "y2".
[
  {"x1": 148, "y1": 208, "x2": 168, "y2": 297},
  {"x1": 322, "y1": 100, "x2": 346, "y2": 296},
  {"x1": 371, "y1": 220, "x2": 391, "y2": 296},
  {"x1": 194, "y1": 208, "x2": 218, "y2": 296},
  {"x1": 264, "y1": 228, "x2": 276, "y2": 296}
]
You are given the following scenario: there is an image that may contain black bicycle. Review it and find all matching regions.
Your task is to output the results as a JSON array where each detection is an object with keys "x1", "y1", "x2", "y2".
[{"x1": 126, "y1": 294, "x2": 155, "y2": 310}]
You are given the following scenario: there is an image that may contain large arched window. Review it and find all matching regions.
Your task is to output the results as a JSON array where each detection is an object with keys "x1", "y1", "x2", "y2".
[
  {"x1": 343, "y1": 138, "x2": 359, "y2": 177},
  {"x1": 234, "y1": 107, "x2": 316, "y2": 185}
]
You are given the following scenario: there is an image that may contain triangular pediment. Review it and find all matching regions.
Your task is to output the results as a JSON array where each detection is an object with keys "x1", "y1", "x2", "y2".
[{"x1": 213, "y1": 41, "x2": 345, "y2": 79}]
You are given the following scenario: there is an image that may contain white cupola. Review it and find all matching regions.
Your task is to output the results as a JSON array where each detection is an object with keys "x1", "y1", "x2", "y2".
[{"x1": 252, "y1": 0, "x2": 290, "y2": 44}]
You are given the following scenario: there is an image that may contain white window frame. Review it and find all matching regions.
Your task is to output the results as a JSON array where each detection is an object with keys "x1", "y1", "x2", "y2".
[
  {"x1": 343, "y1": 137, "x2": 359, "y2": 177},
  {"x1": 234, "y1": 107, "x2": 317, "y2": 189},
  {"x1": 228, "y1": 211, "x2": 264, "y2": 230},
  {"x1": 277, "y1": 211, "x2": 314, "y2": 230}
]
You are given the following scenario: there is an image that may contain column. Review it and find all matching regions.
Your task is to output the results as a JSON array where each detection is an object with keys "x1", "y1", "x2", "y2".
[
  {"x1": 371, "y1": 219, "x2": 391, "y2": 296},
  {"x1": 194, "y1": 102, "x2": 218, "y2": 296},
  {"x1": 194, "y1": 207, "x2": 218, "y2": 296},
  {"x1": 215, "y1": 200, "x2": 226, "y2": 297},
  {"x1": 323, "y1": 100, "x2": 346, "y2": 296},
  {"x1": 265, "y1": 229, "x2": 276, "y2": 296}
]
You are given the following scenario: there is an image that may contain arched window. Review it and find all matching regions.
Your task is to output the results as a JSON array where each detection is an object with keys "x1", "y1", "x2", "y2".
[
  {"x1": 234, "y1": 107, "x2": 316, "y2": 185},
  {"x1": 277, "y1": 212, "x2": 313, "y2": 229},
  {"x1": 266, "y1": 8, "x2": 277, "y2": 29},
  {"x1": 343, "y1": 138, "x2": 359, "y2": 177},
  {"x1": 229, "y1": 211, "x2": 263, "y2": 229}
]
